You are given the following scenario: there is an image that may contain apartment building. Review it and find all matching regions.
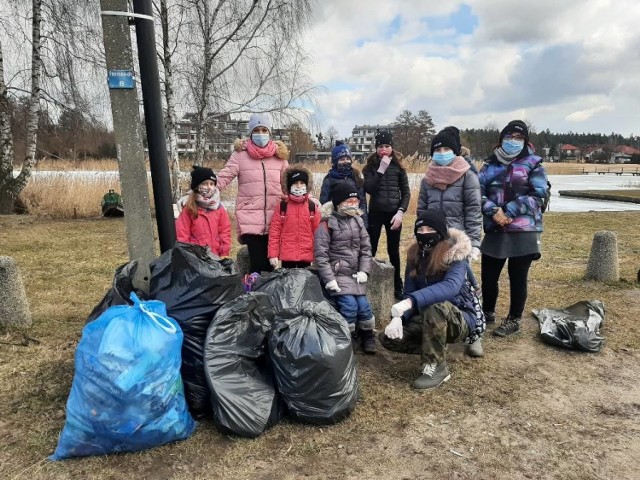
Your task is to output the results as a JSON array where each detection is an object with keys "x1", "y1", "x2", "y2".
[{"x1": 349, "y1": 124, "x2": 394, "y2": 154}]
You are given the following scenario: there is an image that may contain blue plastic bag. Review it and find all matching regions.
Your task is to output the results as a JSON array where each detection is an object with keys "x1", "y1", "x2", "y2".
[{"x1": 50, "y1": 293, "x2": 196, "y2": 460}]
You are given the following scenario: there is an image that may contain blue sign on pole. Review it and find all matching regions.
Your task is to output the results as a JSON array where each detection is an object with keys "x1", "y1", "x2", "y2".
[{"x1": 107, "y1": 70, "x2": 136, "y2": 89}]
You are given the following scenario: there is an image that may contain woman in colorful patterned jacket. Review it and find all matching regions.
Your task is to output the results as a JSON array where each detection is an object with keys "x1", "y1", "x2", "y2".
[{"x1": 478, "y1": 120, "x2": 548, "y2": 337}]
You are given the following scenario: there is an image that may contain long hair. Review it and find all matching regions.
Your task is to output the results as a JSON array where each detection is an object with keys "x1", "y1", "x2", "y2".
[
  {"x1": 364, "y1": 150, "x2": 406, "y2": 172},
  {"x1": 185, "y1": 192, "x2": 199, "y2": 219},
  {"x1": 406, "y1": 238, "x2": 453, "y2": 278}
]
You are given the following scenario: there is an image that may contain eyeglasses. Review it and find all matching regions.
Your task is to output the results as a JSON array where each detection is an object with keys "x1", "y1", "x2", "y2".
[{"x1": 504, "y1": 133, "x2": 525, "y2": 140}]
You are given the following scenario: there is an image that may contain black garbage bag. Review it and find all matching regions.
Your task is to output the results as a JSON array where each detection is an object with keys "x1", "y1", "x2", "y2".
[
  {"x1": 150, "y1": 243, "x2": 243, "y2": 418},
  {"x1": 204, "y1": 292, "x2": 281, "y2": 438},
  {"x1": 86, "y1": 261, "x2": 148, "y2": 324},
  {"x1": 532, "y1": 300, "x2": 606, "y2": 353},
  {"x1": 268, "y1": 300, "x2": 358, "y2": 425},
  {"x1": 253, "y1": 268, "x2": 325, "y2": 311}
]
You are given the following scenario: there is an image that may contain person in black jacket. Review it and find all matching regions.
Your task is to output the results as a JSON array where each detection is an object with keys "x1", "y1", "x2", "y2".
[{"x1": 363, "y1": 130, "x2": 411, "y2": 300}]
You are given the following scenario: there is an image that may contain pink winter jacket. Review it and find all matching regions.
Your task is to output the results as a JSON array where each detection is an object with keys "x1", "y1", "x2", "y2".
[{"x1": 217, "y1": 139, "x2": 289, "y2": 238}]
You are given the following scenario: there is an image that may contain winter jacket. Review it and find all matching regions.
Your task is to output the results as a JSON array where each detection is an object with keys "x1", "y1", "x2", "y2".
[
  {"x1": 478, "y1": 151, "x2": 548, "y2": 233},
  {"x1": 268, "y1": 167, "x2": 321, "y2": 263},
  {"x1": 402, "y1": 229, "x2": 482, "y2": 340},
  {"x1": 319, "y1": 168, "x2": 368, "y2": 227},
  {"x1": 216, "y1": 139, "x2": 289, "y2": 238},
  {"x1": 363, "y1": 153, "x2": 411, "y2": 214},
  {"x1": 417, "y1": 169, "x2": 482, "y2": 248},
  {"x1": 314, "y1": 203, "x2": 372, "y2": 296},
  {"x1": 175, "y1": 205, "x2": 232, "y2": 256}
]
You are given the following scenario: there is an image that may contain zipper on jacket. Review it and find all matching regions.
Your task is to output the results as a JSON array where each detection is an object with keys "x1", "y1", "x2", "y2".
[{"x1": 262, "y1": 160, "x2": 268, "y2": 234}]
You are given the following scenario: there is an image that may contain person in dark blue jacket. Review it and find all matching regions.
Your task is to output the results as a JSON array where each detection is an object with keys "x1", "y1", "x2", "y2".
[{"x1": 380, "y1": 210, "x2": 485, "y2": 390}]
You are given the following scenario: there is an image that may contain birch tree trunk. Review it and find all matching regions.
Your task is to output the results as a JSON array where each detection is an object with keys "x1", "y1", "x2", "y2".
[{"x1": 0, "y1": 40, "x2": 17, "y2": 213}]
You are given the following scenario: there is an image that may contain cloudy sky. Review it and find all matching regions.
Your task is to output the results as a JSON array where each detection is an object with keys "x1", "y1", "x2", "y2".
[{"x1": 302, "y1": 0, "x2": 640, "y2": 139}]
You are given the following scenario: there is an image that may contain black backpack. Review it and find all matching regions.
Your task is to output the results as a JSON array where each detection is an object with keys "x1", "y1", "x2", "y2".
[
  {"x1": 279, "y1": 200, "x2": 316, "y2": 221},
  {"x1": 541, "y1": 180, "x2": 551, "y2": 213}
]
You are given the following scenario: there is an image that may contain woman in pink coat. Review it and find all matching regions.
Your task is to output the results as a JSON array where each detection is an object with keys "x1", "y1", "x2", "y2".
[{"x1": 216, "y1": 113, "x2": 289, "y2": 273}]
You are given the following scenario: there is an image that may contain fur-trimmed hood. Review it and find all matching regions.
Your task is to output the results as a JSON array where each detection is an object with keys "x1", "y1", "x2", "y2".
[
  {"x1": 407, "y1": 227, "x2": 472, "y2": 266},
  {"x1": 320, "y1": 201, "x2": 363, "y2": 221},
  {"x1": 281, "y1": 166, "x2": 314, "y2": 194},
  {"x1": 234, "y1": 138, "x2": 289, "y2": 160}
]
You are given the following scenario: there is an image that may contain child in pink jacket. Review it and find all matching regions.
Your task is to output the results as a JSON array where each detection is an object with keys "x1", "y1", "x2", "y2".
[{"x1": 175, "y1": 166, "x2": 231, "y2": 257}]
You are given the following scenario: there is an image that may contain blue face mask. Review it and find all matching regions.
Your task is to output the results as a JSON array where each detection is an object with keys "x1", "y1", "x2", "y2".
[
  {"x1": 251, "y1": 133, "x2": 270, "y2": 147},
  {"x1": 502, "y1": 139, "x2": 525, "y2": 155},
  {"x1": 432, "y1": 150, "x2": 456, "y2": 166}
]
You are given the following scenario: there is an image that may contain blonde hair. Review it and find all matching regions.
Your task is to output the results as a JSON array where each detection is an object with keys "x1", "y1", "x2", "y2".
[{"x1": 185, "y1": 193, "x2": 199, "y2": 219}]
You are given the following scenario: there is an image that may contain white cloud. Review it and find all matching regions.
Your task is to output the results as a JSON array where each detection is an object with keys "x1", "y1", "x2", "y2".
[{"x1": 566, "y1": 105, "x2": 615, "y2": 123}]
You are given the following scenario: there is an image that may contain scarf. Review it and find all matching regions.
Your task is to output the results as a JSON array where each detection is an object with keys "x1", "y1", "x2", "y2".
[
  {"x1": 328, "y1": 167, "x2": 353, "y2": 180},
  {"x1": 195, "y1": 188, "x2": 221, "y2": 210},
  {"x1": 246, "y1": 138, "x2": 277, "y2": 159},
  {"x1": 425, "y1": 156, "x2": 470, "y2": 191},
  {"x1": 287, "y1": 193, "x2": 307, "y2": 203},
  {"x1": 494, "y1": 146, "x2": 520, "y2": 165}
]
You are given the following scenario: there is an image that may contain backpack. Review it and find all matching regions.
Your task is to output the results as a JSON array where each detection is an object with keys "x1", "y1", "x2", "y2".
[
  {"x1": 541, "y1": 180, "x2": 551, "y2": 213},
  {"x1": 280, "y1": 199, "x2": 316, "y2": 221}
]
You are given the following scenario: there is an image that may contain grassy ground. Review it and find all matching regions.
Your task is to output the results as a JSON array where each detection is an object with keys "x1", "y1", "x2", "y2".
[{"x1": 1, "y1": 212, "x2": 640, "y2": 479}]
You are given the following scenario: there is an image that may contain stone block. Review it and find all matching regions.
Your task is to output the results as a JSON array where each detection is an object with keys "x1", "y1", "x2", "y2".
[
  {"x1": 585, "y1": 231, "x2": 619, "y2": 282},
  {"x1": 368, "y1": 259, "x2": 395, "y2": 328},
  {"x1": 0, "y1": 256, "x2": 32, "y2": 330}
]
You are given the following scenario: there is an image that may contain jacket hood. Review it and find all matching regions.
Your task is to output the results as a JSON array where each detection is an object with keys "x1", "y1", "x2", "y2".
[
  {"x1": 407, "y1": 227, "x2": 472, "y2": 266},
  {"x1": 282, "y1": 166, "x2": 314, "y2": 194},
  {"x1": 319, "y1": 201, "x2": 363, "y2": 220},
  {"x1": 234, "y1": 138, "x2": 289, "y2": 160}
]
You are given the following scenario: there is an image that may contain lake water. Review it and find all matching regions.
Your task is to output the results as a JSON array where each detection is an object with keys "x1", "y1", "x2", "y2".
[{"x1": 23, "y1": 170, "x2": 640, "y2": 213}]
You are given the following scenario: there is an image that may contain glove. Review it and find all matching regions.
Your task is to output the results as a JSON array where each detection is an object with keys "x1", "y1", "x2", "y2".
[
  {"x1": 352, "y1": 271, "x2": 368, "y2": 283},
  {"x1": 470, "y1": 247, "x2": 481, "y2": 261},
  {"x1": 390, "y1": 210, "x2": 404, "y2": 230},
  {"x1": 176, "y1": 193, "x2": 190, "y2": 213},
  {"x1": 391, "y1": 298, "x2": 413, "y2": 318},
  {"x1": 269, "y1": 257, "x2": 281, "y2": 269},
  {"x1": 377, "y1": 155, "x2": 391, "y2": 174},
  {"x1": 385, "y1": 317, "x2": 404, "y2": 340},
  {"x1": 325, "y1": 280, "x2": 341, "y2": 292}
]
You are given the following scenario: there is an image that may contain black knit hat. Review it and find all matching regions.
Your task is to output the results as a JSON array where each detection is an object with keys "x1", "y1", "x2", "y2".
[
  {"x1": 430, "y1": 127, "x2": 461, "y2": 156},
  {"x1": 331, "y1": 181, "x2": 359, "y2": 207},
  {"x1": 414, "y1": 209, "x2": 449, "y2": 239},
  {"x1": 190, "y1": 166, "x2": 217, "y2": 190},
  {"x1": 375, "y1": 130, "x2": 394, "y2": 148},
  {"x1": 499, "y1": 120, "x2": 529, "y2": 142},
  {"x1": 286, "y1": 169, "x2": 309, "y2": 190}
]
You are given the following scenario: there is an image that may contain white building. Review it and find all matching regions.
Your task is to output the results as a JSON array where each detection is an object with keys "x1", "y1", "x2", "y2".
[{"x1": 349, "y1": 124, "x2": 394, "y2": 154}]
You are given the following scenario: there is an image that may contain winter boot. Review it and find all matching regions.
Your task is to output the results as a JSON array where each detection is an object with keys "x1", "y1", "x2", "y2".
[
  {"x1": 360, "y1": 328, "x2": 377, "y2": 354},
  {"x1": 484, "y1": 311, "x2": 496, "y2": 324},
  {"x1": 466, "y1": 338, "x2": 484, "y2": 357},
  {"x1": 350, "y1": 329, "x2": 359, "y2": 349},
  {"x1": 413, "y1": 362, "x2": 451, "y2": 390},
  {"x1": 492, "y1": 315, "x2": 521, "y2": 337}
]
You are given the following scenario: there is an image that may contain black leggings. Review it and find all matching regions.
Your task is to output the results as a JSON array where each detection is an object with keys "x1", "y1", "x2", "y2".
[
  {"x1": 241, "y1": 234, "x2": 272, "y2": 273},
  {"x1": 367, "y1": 210, "x2": 402, "y2": 292},
  {"x1": 481, "y1": 254, "x2": 534, "y2": 318},
  {"x1": 282, "y1": 261, "x2": 311, "y2": 269}
]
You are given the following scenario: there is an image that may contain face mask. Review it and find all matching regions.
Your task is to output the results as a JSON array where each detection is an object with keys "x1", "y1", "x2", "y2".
[
  {"x1": 416, "y1": 232, "x2": 441, "y2": 250},
  {"x1": 377, "y1": 147, "x2": 392, "y2": 157},
  {"x1": 432, "y1": 151, "x2": 456, "y2": 166},
  {"x1": 290, "y1": 185, "x2": 307, "y2": 196},
  {"x1": 251, "y1": 133, "x2": 270, "y2": 147},
  {"x1": 338, "y1": 204, "x2": 360, "y2": 216},
  {"x1": 502, "y1": 139, "x2": 525, "y2": 155},
  {"x1": 336, "y1": 162, "x2": 352, "y2": 174},
  {"x1": 197, "y1": 185, "x2": 216, "y2": 199}
]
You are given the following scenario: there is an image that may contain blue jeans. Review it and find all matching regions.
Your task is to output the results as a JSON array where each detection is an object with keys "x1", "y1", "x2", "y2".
[{"x1": 334, "y1": 295, "x2": 374, "y2": 331}]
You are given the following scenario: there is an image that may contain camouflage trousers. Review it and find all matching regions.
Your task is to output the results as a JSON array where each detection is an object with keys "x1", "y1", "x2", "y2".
[{"x1": 380, "y1": 301, "x2": 469, "y2": 364}]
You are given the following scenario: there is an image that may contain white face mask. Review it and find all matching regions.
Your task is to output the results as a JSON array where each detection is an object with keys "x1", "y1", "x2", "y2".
[{"x1": 290, "y1": 185, "x2": 307, "y2": 196}]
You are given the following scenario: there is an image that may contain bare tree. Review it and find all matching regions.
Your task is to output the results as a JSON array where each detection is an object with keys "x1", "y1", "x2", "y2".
[{"x1": 325, "y1": 126, "x2": 338, "y2": 148}]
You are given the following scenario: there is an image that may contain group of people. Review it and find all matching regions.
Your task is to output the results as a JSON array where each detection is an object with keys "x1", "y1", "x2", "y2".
[{"x1": 175, "y1": 113, "x2": 549, "y2": 390}]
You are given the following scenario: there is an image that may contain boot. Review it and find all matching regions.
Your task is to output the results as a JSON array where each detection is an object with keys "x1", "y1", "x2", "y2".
[
  {"x1": 484, "y1": 311, "x2": 496, "y2": 324},
  {"x1": 360, "y1": 329, "x2": 377, "y2": 354},
  {"x1": 412, "y1": 362, "x2": 450, "y2": 390},
  {"x1": 492, "y1": 315, "x2": 521, "y2": 337},
  {"x1": 350, "y1": 330, "x2": 359, "y2": 350},
  {"x1": 466, "y1": 338, "x2": 484, "y2": 357}
]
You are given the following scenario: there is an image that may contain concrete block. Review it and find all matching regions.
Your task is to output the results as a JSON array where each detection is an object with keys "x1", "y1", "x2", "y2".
[
  {"x1": 585, "y1": 231, "x2": 619, "y2": 282},
  {"x1": 0, "y1": 256, "x2": 32, "y2": 330},
  {"x1": 368, "y1": 259, "x2": 395, "y2": 328}
]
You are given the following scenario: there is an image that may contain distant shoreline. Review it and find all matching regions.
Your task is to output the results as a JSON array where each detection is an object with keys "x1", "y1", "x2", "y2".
[{"x1": 558, "y1": 189, "x2": 640, "y2": 204}]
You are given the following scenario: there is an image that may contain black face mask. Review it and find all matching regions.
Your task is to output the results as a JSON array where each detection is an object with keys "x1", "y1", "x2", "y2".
[
  {"x1": 416, "y1": 232, "x2": 441, "y2": 251},
  {"x1": 336, "y1": 162, "x2": 352, "y2": 174}
]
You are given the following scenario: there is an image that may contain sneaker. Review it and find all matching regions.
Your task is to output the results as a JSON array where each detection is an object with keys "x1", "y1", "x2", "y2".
[
  {"x1": 466, "y1": 338, "x2": 484, "y2": 357},
  {"x1": 492, "y1": 316, "x2": 521, "y2": 337},
  {"x1": 360, "y1": 329, "x2": 377, "y2": 354},
  {"x1": 484, "y1": 311, "x2": 496, "y2": 324},
  {"x1": 412, "y1": 362, "x2": 451, "y2": 390}
]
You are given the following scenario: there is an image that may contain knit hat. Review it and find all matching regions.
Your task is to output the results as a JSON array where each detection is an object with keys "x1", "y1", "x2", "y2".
[
  {"x1": 190, "y1": 165, "x2": 217, "y2": 190},
  {"x1": 414, "y1": 209, "x2": 449, "y2": 239},
  {"x1": 248, "y1": 113, "x2": 272, "y2": 134},
  {"x1": 499, "y1": 120, "x2": 528, "y2": 142},
  {"x1": 430, "y1": 127, "x2": 461, "y2": 156},
  {"x1": 286, "y1": 169, "x2": 309, "y2": 190},
  {"x1": 331, "y1": 144, "x2": 352, "y2": 166},
  {"x1": 375, "y1": 130, "x2": 394, "y2": 147},
  {"x1": 331, "y1": 181, "x2": 359, "y2": 207}
]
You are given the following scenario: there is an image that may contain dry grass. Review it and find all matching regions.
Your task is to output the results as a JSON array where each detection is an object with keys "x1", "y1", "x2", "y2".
[{"x1": 1, "y1": 212, "x2": 640, "y2": 479}]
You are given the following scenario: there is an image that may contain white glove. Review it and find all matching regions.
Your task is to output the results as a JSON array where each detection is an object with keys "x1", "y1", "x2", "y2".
[
  {"x1": 390, "y1": 210, "x2": 404, "y2": 230},
  {"x1": 391, "y1": 298, "x2": 413, "y2": 318},
  {"x1": 269, "y1": 257, "x2": 281, "y2": 269},
  {"x1": 470, "y1": 247, "x2": 481, "y2": 261},
  {"x1": 325, "y1": 280, "x2": 341, "y2": 292},
  {"x1": 176, "y1": 193, "x2": 190, "y2": 213},
  {"x1": 385, "y1": 317, "x2": 404, "y2": 339},
  {"x1": 352, "y1": 271, "x2": 368, "y2": 283},
  {"x1": 377, "y1": 155, "x2": 391, "y2": 174}
]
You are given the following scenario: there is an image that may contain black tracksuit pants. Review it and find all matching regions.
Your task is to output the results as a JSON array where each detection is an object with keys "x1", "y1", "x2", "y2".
[
  {"x1": 481, "y1": 254, "x2": 534, "y2": 319},
  {"x1": 367, "y1": 210, "x2": 403, "y2": 295}
]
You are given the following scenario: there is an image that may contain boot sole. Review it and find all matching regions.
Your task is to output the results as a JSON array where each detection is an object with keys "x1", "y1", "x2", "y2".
[
  {"x1": 412, "y1": 374, "x2": 451, "y2": 390},
  {"x1": 492, "y1": 329, "x2": 521, "y2": 338}
]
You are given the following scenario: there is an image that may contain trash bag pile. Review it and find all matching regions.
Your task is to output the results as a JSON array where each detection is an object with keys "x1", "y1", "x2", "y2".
[
  {"x1": 532, "y1": 300, "x2": 606, "y2": 353},
  {"x1": 253, "y1": 268, "x2": 325, "y2": 311},
  {"x1": 51, "y1": 294, "x2": 195, "y2": 460}
]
